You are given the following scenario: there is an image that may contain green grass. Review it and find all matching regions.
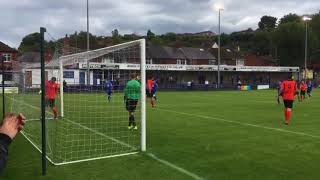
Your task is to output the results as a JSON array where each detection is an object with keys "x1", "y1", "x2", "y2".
[
  {"x1": 1, "y1": 89, "x2": 320, "y2": 180},
  {"x1": 9, "y1": 93, "x2": 141, "y2": 164}
]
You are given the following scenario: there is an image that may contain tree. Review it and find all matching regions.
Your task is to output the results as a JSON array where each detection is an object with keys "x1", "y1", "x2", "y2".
[
  {"x1": 68, "y1": 31, "x2": 97, "y2": 50},
  {"x1": 164, "y1": 32, "x2": 177, "y2": 42},
  {"x1": 147, "y1": 29, "x2": 156, "y2": 40},
  {"x1": 18, "y1": 32, "x2": 41, "y2": 53},
  {"x1": 310, "y1": 14, "x2": 320, "y2": 43},
  {"x1": 229, "y1": 29, "x2": 255, "y2": 53},
  {"x1": 258, "y1": 16, "x2": 277, "y2": 31},
  {"x1": 220, "y1": 33, "x2": 231, "y2": 47},
  {"x1": 112, "y1": 29, "x2": 119, "y2": 37},
  {"x1": 253, "y1": 31, "x2": 272, "y2": 56},
  {"x1": 150, "y1": 36, "x2": 165, "y2": 45},
  {"x1": 111, "y1": 29, "x2": 121, "y2": 44},
  {"x1": 279, "y1": 13, "x2": 301, "y2": 25},
  {"x1": 273, "y1": 22, "x2": 306, "y2": 66}
]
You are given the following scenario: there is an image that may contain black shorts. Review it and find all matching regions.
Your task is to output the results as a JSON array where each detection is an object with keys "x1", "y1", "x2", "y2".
[
  {"x1": 126, "y1": 99, "x2": 138, "y2": 112},
  {"x1": 146, "y1": 91, "x2": 153, "y2": 98},
  {"x1": 283, "y1": 100, "x2": 293, "y2": 109},
  {"x1": 300, "y1": 90, "x2": 306, "y2": 96},
  {"x1": 46, "y1": 99, "x2": 55, "y2": 108}
]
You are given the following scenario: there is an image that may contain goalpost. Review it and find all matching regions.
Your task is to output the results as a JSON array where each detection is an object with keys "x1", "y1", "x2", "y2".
[{"x1": 11, "y1": 36, "x2": 146, "y2": 165}]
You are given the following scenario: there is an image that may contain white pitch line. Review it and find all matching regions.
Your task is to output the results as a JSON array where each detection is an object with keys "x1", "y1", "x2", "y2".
[
  {"x1": 63, "y1": 118, "x2": 135, "y2": 149},
  {"x1": 147, "y1": 153, "x2": 204, "y2": 180},
  {"x1": 62, "y1": 119, "x2": 205, "y2": 179},
  {"x1": 10, "y1": 97, "x2": 135, "y2": 150},
  {"x1": 11, "y1": 97, "x2": 204, "y2": 180},
  {"x1": 157, "y1": 100, "x2": 276, "y2": 108},
  {"x1": 158, "y1": 108, "x2": 320, "y2": 139}
]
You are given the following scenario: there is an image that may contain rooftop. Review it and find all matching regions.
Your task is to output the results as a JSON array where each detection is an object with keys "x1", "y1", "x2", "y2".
[{"x1": 0, "y1": 41, "x2": 17, "y2": 53}]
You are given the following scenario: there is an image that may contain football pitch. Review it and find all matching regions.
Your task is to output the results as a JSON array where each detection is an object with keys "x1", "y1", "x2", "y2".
[{"x1": 1, "y1": 89, "x2": 320, "y2": 180}]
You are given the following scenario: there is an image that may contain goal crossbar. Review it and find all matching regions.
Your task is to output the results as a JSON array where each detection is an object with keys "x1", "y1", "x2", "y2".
[{"x1": 46, "y1": 39, "x2": 144, "y2": 67}]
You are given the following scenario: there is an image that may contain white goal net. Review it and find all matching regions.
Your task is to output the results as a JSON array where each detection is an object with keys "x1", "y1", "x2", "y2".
[{"x1": 11, "y1": 38, "x2": 146, "y2": 165}]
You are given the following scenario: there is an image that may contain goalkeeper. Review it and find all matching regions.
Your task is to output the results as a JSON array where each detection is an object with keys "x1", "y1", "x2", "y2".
[{"x1": 124, "y1": 73, "x2": 141, "y2": 130}]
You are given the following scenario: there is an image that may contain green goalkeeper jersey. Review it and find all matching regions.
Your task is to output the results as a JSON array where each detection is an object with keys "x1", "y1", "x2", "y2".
[{"x1": 124, "y1": 79, "x2": 141, "y2": 100}]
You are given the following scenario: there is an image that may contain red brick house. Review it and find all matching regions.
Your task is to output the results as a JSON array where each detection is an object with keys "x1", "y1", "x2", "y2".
[
  {"x1": 0, "y1": 41, "x2": 18, "y2": 71},
  {"x1": 210, "y1": 47, "x2": 245, "y2": 66},
  {"x1": 147, "y1": 44, "x2": 216, "y2": 65},
  {"x1": 245, "y1": 54, "x2": 277, "y2": 66}
]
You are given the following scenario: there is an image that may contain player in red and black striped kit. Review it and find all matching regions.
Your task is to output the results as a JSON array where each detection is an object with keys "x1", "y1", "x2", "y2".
[
  {"x1": 278, "y1": 76, "x2": 298, "y2": 125},
  {"x1": 45, "y1": 77, "x2": 59, "y2": 119},
  {"x1": 147, "y1": 77, "x2": 155, "y2": 108},
  {"x1": 299, "y1": 80, "x2": 307, "y2": 102}
]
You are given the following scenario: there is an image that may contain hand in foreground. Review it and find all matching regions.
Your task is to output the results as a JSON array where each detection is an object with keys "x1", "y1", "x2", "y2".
[{"x1": 0, "y1": 113, "x2": 26, "y2": 139}]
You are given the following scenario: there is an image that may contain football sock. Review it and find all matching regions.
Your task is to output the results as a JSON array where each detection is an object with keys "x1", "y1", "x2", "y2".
[
  {"x1": 287, "y1": 108, "x2": 292, "y2": 123},
  {"x1": 129, "y1": 115, "x2": 133, "y2": 126},
  {"x1": 129, "y1": 114, "x2": 135, "y2": 126},
  {"x1": 53, "y1": 107, "x2": 58, "y2": 118},
  {"x1": 132, "y1": 115, "x2": 136, "y2": 126},
  {"x1": 284, "y1": 109, "x2": 287, "y2": 122},
  {"x1": 285, "y1": 108, "x2": 292, "y2": 124}
]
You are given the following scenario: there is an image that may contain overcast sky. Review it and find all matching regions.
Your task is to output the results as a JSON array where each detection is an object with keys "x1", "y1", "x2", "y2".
[{"x1": 1, "y1": 0, "x2": 319, "y2": 48}]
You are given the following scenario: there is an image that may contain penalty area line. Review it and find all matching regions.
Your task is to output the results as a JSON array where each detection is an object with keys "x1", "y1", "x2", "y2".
[
  {"x1": 147, "y1": 153, "x2": 204, "y2": 180},
  {"x1": 158, "y1": 108, "x2": 320, "y2": 140}
]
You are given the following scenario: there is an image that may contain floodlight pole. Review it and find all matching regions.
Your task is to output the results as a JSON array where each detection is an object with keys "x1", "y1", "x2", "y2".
[
  {"x1": 304, "y1": 20, "x2": 308, "y2": 81},
  {"x1": 302, "y1": 16, "x2": 312, "y2": 81},
  {"x1": 86, "y1": 0, "x2": 90, "y2": 86},
  {"x1": 217, "y1": 9, "x2": 223, "y2": 88}
]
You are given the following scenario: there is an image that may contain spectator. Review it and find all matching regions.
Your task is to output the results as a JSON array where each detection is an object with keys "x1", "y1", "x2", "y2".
[
  {"x1": 191, "y1": 80, "x2": 194, "y2": 90},
  {"x1": 0, "y1": 113, "x2": 25, "y2": 172},
  {"x1": 205, "y1": 80, "x2": 209, "y2": 91},
  {"x1": 187, "y1": 81, "x2": 191, "y2": 90},
  {"x1": 63, "y1": 80, "x2": 67, "y2": 92},
  {"x1": 237, "y1": 80, "x2": 242, "y2": 90},
  {"x1": 231, "y1": 76, "x2": 234, "y2": 85}
]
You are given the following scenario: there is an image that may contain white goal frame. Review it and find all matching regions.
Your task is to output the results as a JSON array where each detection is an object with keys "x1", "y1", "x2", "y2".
[{"x1": 45, "y1": 39, "x2": 147, "y2": 163}]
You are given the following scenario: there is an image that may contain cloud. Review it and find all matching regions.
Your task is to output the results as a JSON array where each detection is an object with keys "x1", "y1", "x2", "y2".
[{"x1": 0, "y1": 0, "x2": 319, "y2": 48}]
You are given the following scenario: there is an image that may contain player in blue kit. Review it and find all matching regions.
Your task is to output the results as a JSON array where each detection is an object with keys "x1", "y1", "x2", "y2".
[
  {"x1": 151, "y1": 80, "x2": 158, "y2": 102},
  {"x1": 276, "y1": 80, "x2": 282, "y2": 104},
  {"x1": 105, "y1": 80, "x2": 113, "y2": 102},
  {"x1": 307, "y1": 80, "x2": 313, "y2": 98}
]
